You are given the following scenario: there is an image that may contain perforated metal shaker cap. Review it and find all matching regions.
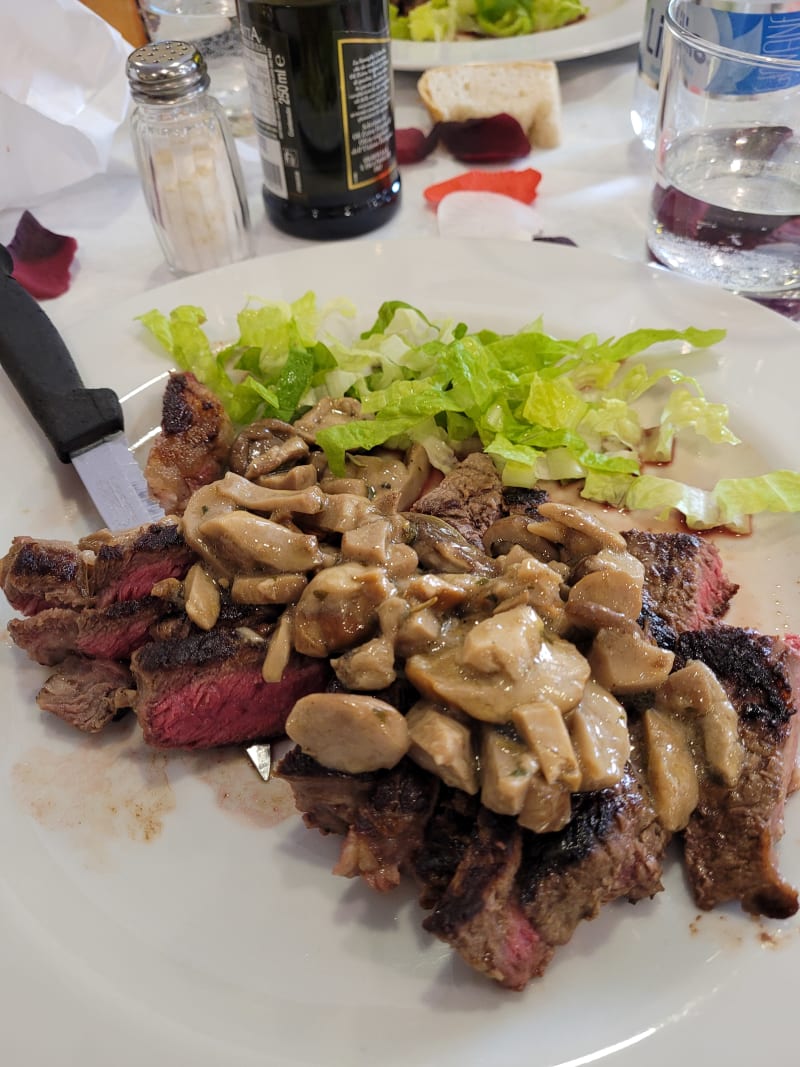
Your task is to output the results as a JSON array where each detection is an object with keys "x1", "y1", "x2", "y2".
[{"x1": 126, "y1": 41, "x2": 210, "y2": 103}]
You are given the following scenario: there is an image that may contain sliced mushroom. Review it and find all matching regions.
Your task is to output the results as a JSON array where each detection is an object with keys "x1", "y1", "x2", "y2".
[
  {"x1": 308, "y1": 493, "x2": 381, "y2": 534},
  {"x1": 183, "y1": 562, "x2": 220, "y2": 631},
  {"x1": 480, "y1": 727, "x2": 537, "y2": 816},
  {"x1": 566, "y1": 680, "x2": 630, "y2": 790},
  {"x1": 255, "y1": 464, "x2": 319, "y2": 491},
  {"x1": 230, "y1": 573, "x2": 307, "y2": 605},
  {"x1": 229, "y1": 419, "x2": 309, "y2": 480},
  {"x1": 537, "y1": 502, "x2": 628, "y2": 554},
  {"x1": 331, "y1": 635, "x2": 397, "y2": 691},
  {"x1": 319, "y1": 476, "x2": 369, "y2": 497},
  {"x1": 512, "y1": 701, "x2": 581, "y2": 789},
  {"x1": 286, "y1": 692, "x2": 409, "y2": 774},
  {"x1": 198, "y1": 511, "x2": 324, "y2": 573},
  {"x1": 402, "y1": 513, "x2": 497, "y2": 576},
  {"x1": 261, "y1": 608, "x2": 294, "y2": 682},
  {"x1": 180, "y1": 480, "x2": 240, "y2": 574},
  {"x1": 567, "y1": 567, "x2": 643, "y2": 624},
  {"x1": 482, "y1": 515, "x2": 559, "y2": 561},
  {"x1": 657, "y1": 659, "x2": 743, "y2": 786},
  {"x1": 588, "y1": 627, "x2": 675, "y2": 695},
  {"x1": 341, "y1": 517, "x2": 395, "y2": 566},
  {"x1": 489, "y1": 550, "x2": 567, "y2": 634},
  {"x1": 517, "y1": 774, "x2": 572, "y2": 834},
  {"x1": 642, "y1": 708, "x2": 699, "y2": 831},
  {"x1": 406, "y1": 632, "x2": 589, "y2": 723},
  {"x1": 393, "y1": 603, "x2": 442, "y2": 658},
  {"x1": 293, "y1": 396, "x2": 364, "y2": 444},
  {"x1": 216, "y1": 472, "x2": 326, "y2": 515},
  {"x1": 292, "y1": 563, "x2": 394, "y2": 657},
  {"x1": 406, "y1": 701, "x2": 479, "y2": 794},
  {"x1": 345, "y1": 446, "x2": 430, "y2": 511},
  {"x1": 461, "y1": 605, "x2": 544, "y2": 680}
]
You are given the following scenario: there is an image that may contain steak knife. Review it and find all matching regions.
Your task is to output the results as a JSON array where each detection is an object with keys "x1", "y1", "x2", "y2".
[
  {"x1": 0, "y1": 245, "x2": 273, "y2": 780},
  {"x1": 0, "y1": 244, "x2": 164, "y2": 531}
]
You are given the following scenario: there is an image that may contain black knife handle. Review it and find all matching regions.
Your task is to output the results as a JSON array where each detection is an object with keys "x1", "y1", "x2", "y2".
[{"x1": 0, "y1": 247, "x2": 124, "y2": 463}]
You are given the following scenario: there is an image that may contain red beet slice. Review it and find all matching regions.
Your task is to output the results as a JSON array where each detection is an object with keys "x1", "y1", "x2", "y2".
[
  {"x1": 396, "y1": 126, "x2": 439, "y2": 164},
  {"x1": 7, "y1": 211, "x2": 78, "y2": 299},
  {"x1": 438, "y1": 114, "x2": 531, "y2": 163}
]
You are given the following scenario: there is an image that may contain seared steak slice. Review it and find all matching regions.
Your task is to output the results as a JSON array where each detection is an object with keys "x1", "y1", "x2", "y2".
[
  {"x1": 36, "y1": 656, "x2": 134, "y2": 733},
  {"x1": 276, "y1": 748, "x2": 380, "y2": 835},
  {"x1": 0, "y1": 537, "x2": 93, "y2": 615},
  {"x1": 423, "y1": 808, "x2": 549, "y2": 990},
  {"x1": 517, "y1": 767, "x2": 668, "y2": 947},
  {"x1": 145, "y1": 371, "x2": 235, "y2": 516},
  {"x1": 411, "y1": 452, "x2": 505, "y2": 549},
  {"x1": 333, "y1": 760, "x2": 440, "y2": 892},
  {"x1": 8, "y1": 597, "x2": 170, "y2": 666},
  {"x1": 623, "y1": 530, "x2": 738, "y2": 632},
  {"x1": 675, "y1": 627, "x2": 800, "y2": 918},
  {"x1": 131, "y1": 630, "x2": 330, "y2": 748},
  {"x1": 80, "y1": 521, "x2": 194, "y2": 608},
  {"x1": 0, "y1": 522, "x2": 195, "y2": 616},
  {"x1": 413, "y1": 786, "x2": 480, "y2": 908}
]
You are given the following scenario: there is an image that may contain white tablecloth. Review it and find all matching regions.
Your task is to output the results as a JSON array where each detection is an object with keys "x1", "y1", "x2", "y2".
[{"x1": 0, "y1": 44, "x2": 655, "y2": 333}]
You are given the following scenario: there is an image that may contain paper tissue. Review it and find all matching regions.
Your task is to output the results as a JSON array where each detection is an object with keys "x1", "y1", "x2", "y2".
[{"x1": 0, "y1": 0, "x2": 133, "y2": 211}]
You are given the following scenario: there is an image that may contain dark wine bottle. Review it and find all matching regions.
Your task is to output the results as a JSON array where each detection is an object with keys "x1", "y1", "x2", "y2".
[{"x1": 239, "y1": 0, "x2": 401, "y2": 239}]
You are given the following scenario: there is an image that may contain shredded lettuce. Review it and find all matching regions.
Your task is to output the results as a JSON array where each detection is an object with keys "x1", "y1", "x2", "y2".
[
  {"x1": 138, "y1": 292, "x2": 800, "y2": 531},
  {"x1": 389, "y1": 0, "x2": 587, "y2": 41}
]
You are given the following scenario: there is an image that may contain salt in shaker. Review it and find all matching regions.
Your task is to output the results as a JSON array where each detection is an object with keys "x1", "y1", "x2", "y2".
[{"x1": 126, "y1": 40, "x2": 251, "y2": 274}]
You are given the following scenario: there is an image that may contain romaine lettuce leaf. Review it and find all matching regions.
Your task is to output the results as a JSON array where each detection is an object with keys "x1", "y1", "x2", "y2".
[{"x1": 138, "y1": 292, "x2": 800, "y2": 530}]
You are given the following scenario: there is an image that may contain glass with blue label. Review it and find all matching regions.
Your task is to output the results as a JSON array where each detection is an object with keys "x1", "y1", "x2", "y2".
[{"x1": 647, "y1": 0, "x2": 800, "y2": 303}]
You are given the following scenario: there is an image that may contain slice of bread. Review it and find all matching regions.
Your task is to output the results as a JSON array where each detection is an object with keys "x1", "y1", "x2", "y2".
[{"x1": 417, "y1": 61, "x2": 562, "y2": 149}]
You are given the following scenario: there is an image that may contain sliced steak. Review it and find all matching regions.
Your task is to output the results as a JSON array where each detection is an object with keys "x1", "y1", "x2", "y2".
[
  {"x1": 80, "y1": 521, "x2": 195, "y2": 608},
  {"x1": 675, "y1": 626, "x2": 800, "y2": 918},
  {"x1": 411, "y1": 452, "x2": 505, "y2": 549},
  {"x1": 8, "y1": 597, "x2": 170, "y2": 666},
  {"x1": 0, "y1": 537, "x2": 94, "y2": 615},
  {"x1": 36, "y1": 656, "x2": 134, "y2": 733},
  {"x1": 0, "y1": 521, "x2": 195, "y2": 616},
  {"x1": 144, "y1": 371, "x2": 235, "y2": 516},
  {"x1": 332, "y1": 760, "x2": 440, "y2": 892},
  {"x1": 423, "y1": 808, "x2": 549, "y2": 990},
  {"x1": 276, "y1": 748, "x2": 380, "y2": 835},
  {"x1": 412, "y1": 786, "x2": 480, "y2": 909},
  {"x1": 623, "y1": 530, "x2": 738, "y2": 632},
  {"x1": 131, "y1": 630, "x2": 331, "y2": 748},
  {"x1": 517, "y1": 767, "x2": 668, "y2": 948}
]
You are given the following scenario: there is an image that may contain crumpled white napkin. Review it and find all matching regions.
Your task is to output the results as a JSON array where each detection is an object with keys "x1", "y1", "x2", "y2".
[{"x1": 0, "y1": 0, "x2": 132, "y2": 210}]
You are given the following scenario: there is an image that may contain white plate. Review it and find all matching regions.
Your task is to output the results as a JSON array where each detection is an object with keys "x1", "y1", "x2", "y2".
[
  {"x1": 391, "y1": 0, "x2": 644, "y2": 70},
  {"x1": 1, "y1": 239, "x2": 799, "y2": 1067}
]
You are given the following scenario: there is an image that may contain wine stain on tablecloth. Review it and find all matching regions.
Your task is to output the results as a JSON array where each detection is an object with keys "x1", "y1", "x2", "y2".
[{"x1": 11, "y1": 717, "x2": 293, "y2": 863}]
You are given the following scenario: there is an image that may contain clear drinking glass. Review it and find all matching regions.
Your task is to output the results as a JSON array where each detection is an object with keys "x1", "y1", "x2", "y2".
[
  {"x1": 137, "y1": 0, "x2": 253, "y2": 133},
  {"x1": 647, "y1": 0, "x2": 800, "y2": 306}
]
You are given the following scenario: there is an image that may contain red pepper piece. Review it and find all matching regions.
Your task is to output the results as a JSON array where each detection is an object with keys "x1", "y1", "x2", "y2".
[{"x1": 424, "y1": 168, "x2": 542, "y2": 207}]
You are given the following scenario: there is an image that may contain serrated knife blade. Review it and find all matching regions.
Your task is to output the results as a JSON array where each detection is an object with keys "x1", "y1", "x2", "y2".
[{"x1": 0, "y1": 244, "x2": 163, "y2": 531}]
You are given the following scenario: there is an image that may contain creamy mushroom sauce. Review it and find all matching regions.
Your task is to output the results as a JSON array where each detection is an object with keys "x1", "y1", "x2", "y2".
[{"x1": 156, "y1": 400, "x2": 745, "y2": 835}]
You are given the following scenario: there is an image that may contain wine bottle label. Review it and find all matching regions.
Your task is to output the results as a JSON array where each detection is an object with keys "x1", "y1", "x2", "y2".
[{"x1": 240, "y1": 13, "x2": 394, "y2": 203}]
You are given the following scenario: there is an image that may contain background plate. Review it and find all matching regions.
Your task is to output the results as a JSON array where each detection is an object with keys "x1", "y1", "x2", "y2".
[
  {"x1": 391, "y1": 0, "x2": 644, "y2": 70},
  {"x1": 1, "y1": 239, "x2": 798, "y2": 1067}
]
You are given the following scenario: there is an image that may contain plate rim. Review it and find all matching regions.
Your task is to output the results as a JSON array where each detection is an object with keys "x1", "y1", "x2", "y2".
[{"x1": 390, "y1": 0, "x2": 644, "y2": 71}]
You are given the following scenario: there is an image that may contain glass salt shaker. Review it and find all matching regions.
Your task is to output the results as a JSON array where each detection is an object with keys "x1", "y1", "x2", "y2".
[{"x1": 126, "y1": 40, "x2": 251, "y2": 274}]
